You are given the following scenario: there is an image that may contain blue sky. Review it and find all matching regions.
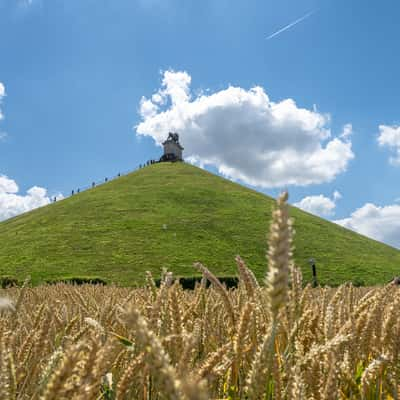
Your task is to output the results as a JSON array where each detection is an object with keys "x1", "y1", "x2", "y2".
[{"x1": 1, "y1": 0, "x2": 400, "y2": 247}]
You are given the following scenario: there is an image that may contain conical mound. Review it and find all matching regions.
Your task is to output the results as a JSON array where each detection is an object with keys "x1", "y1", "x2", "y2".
[{"x1": 0, "y1": 162, "x2": 398, "y2": 285}]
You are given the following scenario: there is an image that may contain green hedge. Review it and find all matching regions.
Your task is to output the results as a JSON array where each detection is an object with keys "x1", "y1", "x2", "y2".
[
  {"x1": 155, "y1": 276, "x2": 239, "y2": 290},
  {"x1": 45, "y1": 276, "x2": 107, "y2": 286},
  {"x1": 0, "y1": 276, "x2": 21, "y2": 288}
]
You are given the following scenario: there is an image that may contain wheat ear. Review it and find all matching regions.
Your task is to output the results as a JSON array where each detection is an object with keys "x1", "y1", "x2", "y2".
[
  {"x1": 266, "y1": 191, "x2": 293, "y2": 322},
  {"x1": 194, "y1": 263, "x2": 235, "y2": 327}
]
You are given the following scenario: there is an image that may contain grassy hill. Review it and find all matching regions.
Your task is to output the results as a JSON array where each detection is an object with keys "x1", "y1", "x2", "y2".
[{"x1": 0, "y1": 162, "x2": 399, "y2": 286}]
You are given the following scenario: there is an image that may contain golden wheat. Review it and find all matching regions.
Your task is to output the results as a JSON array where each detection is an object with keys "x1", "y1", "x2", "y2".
[{"x1": 0, "y1": 193, "x2": 398, "y2": 399}]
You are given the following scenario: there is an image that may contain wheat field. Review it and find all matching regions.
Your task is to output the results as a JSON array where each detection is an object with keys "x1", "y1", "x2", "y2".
[{"x1": 0, "y1": 193, "x2": 399, "y2": 399}]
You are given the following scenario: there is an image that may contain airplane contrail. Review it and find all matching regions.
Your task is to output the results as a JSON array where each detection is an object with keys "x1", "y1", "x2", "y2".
[{"x1": 266, "y1": 10, "x2": 316, "y2": 40}]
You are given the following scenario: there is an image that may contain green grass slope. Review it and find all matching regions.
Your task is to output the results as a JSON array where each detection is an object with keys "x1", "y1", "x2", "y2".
[{"x1": 0, "y1": 162, "x2": 399, "y2": 286}]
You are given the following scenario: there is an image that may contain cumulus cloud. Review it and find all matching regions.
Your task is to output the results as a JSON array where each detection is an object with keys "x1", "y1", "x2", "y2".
[
  {"x1": 378, "y1": 125, "x2": 400, "y2": 165},
  {"x1": 294, "y1": 191, "x2": 342, "y2": 217},
  {"x1": 136, "y1": 70, "x2": 354, "y2": 188},
  {"x1": 0, "y1": 175, "x2": 19, "y2": 194},
  {"x1": 335, "y1": 203, "x2": 400, "y2": 249},
  {"x1": 0, "y1": 175, "x2": 53, "y2": 222}
]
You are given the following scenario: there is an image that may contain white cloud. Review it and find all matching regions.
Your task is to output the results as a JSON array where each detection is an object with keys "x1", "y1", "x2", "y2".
[
  {"x1": 294, "y1": 191, "x2": 341, "y2": 217},
  {"x1": 0, "y1": 175, "x2": 19, "y2": 194},
  {"x1": 333, "y1": 190, "x2": 342, "y2": 201},
  {"x1": 335, "y1": 203, "x2": 400, "y2": 249},
  {"x1": 0, "y1": 175, "x2": 52, "y2": 222},
  {"x1": 136, "y1": 70, "x2": 354, "y2": 188},
  {"x1": 340, "y1": 123, "x2": 353, "y2": 140},
  {"x1": 378, "y1": 124, "x2": 400, "y2": 165},
  {"x1": 139, "y1": 97, "x2": 159, "y2": 119}
]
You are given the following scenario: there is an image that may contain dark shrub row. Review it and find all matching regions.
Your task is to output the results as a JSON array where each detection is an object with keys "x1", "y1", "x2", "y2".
[
  {"x1": 154, "y1": 276, "x2": 239, "y2": 290},
  {"x1": 45, "y1": 277, "x2": 107, "y2": 285},
  {"x1": 0, "y1": 276, "x2": 21, "y2": 288},
  {"x1": 0, "y1": 274, "x2": 373, "y2": 289}
]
